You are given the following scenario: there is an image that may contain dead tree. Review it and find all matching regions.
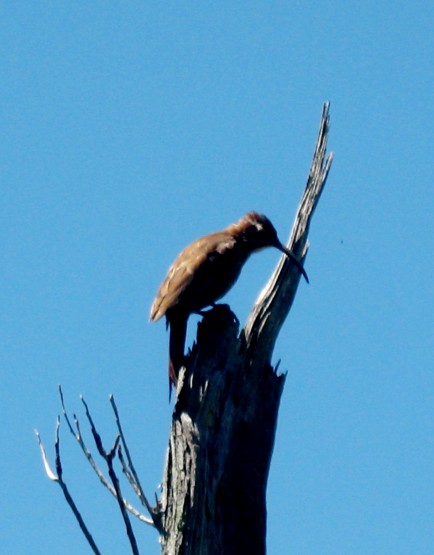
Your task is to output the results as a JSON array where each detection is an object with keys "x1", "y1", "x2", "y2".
[
  {"x1": 158, "y1": 102, "x2": 333, "y2": 555},
  {"x1": 36, "y1": 103, "x2": 332, "y2": 555}
]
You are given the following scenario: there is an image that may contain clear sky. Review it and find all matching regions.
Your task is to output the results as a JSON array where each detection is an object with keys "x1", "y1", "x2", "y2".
[{"x1": 1, "y1": 2, "x2": 433, "y2": 554}]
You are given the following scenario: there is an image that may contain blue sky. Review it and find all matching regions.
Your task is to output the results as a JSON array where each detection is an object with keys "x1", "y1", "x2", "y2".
[{"x1": 1, "y1": 2, "x2": 433, "y2": 554}]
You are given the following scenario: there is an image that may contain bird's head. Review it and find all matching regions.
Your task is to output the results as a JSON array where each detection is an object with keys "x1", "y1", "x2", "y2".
[
  {"x1": 229, "y1": 212, "x2": 309, "y2": 283},
  {"x1": 235, "y1": 212, "x2": 282, "y2": 249}
]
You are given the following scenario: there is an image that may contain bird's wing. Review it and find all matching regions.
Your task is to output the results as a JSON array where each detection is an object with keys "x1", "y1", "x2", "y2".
[{"x1": 150, "y1": 232, "x2": 235, "y2": 321}]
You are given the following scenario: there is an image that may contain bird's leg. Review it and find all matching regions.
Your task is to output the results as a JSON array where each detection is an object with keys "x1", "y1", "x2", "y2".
[{"x1": 167, "y1": 312, "x2": 188, "y2": 401}]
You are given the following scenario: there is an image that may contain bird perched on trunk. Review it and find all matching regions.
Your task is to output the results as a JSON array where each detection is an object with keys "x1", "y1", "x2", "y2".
[{"x1": 150, "y1": 212, "x2": 308, "y2": 397}]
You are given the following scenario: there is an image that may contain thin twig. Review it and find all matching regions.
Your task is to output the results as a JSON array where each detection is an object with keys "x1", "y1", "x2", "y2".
[
  {"x1": 82, "y1": 398, "x2": 141, "y2": 555},
  {"x1": 35, "y1": 422, "x2": 102, "y2": 555},
  {"x1": 35, "y1": 429, "x2": 58, "y2": 482},
  {"x1": 110, "y1": 395, "x2": 161, "y2": 529},
  {"x1": 59, "y1": 387, "x2": 153, "y2": 526},
  {"x1": 59, "y1": 386, "x2": 114, "y2": 493}
]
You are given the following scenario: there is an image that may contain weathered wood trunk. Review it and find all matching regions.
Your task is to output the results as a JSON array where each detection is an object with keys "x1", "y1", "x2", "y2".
[
  {"x1": 159, "y1": 306, "x2": 285, "y2": 554},
  {"x1": 158, "y1": 103, "x2": 333, "y2": 555}
]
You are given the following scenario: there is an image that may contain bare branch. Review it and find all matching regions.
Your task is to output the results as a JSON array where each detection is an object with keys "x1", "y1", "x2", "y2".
[
  {"x1": 59, "y1": 386, "x2": 114, "y2": 493},
  {"x1": 110, "y1": 395, "x2": 162, "y2": 530},
  {"x1": 60, "y1": 388, "x2": 154, "y2": 526},
  {"x1": 244, "y1": 101, "x2": 334, "y2": 367},
  {"x1": 35, "y1": 421, "x2": 102, "y2": 555},
  {"x1": 35, "y1": 428, "x2": 58, "y2": 482},
  {"x1": 82, "y1": 397, "x2": 141, "y2": 555}
]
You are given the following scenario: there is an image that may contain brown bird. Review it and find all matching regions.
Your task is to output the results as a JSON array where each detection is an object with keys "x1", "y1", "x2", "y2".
[{"x1": 150, "y1": 212, "x2": 308, "y2": 397}]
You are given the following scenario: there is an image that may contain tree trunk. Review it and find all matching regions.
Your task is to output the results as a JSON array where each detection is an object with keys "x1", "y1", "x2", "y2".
[{"x1": 158, "y1": 103, "x2": 333, "y2": 555}]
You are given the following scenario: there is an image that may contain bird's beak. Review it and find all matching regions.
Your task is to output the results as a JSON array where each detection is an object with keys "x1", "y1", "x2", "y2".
[{"x1": 277, "y1": 243, "x2": 309, "y2": 284}]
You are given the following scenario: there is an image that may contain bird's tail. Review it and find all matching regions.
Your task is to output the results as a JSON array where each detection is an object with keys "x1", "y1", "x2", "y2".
[{"x1": 168, "y1": 313, "x2": 188, "y2": 400}]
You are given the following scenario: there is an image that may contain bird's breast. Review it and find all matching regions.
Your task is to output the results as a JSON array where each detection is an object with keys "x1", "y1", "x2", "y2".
[{"x1": 151, "y1": 233, "x2": 253, "y2": 320}]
